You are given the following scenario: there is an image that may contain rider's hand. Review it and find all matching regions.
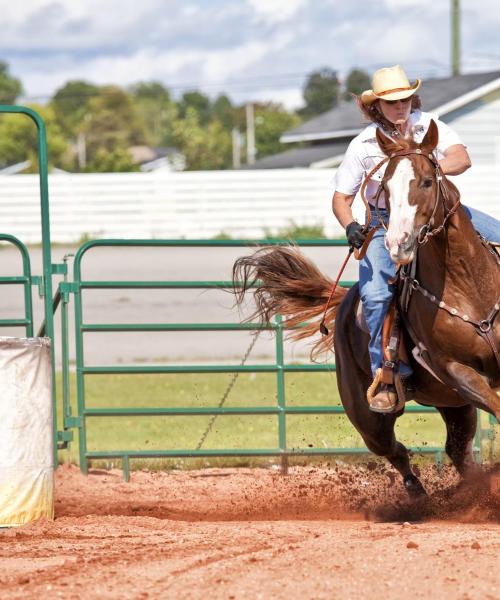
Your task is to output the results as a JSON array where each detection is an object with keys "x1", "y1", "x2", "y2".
[{"x1": 345, "y1": 221, "x2": 366, "y2": 249}]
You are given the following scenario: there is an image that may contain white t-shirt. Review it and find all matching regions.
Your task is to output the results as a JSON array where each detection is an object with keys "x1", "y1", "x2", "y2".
[{"x1": 334, "y1": 110, "x2": 464, "y2": 207}]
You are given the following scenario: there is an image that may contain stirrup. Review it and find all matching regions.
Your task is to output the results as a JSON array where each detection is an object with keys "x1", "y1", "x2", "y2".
[{"x1": 367, "y1": 368, "x2": 406, "y2": 413}]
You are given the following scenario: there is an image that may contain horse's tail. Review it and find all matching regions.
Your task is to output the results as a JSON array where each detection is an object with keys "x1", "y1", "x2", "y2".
[{"x1": 232, "y1": 245, "x2": 349, "y2": 358}]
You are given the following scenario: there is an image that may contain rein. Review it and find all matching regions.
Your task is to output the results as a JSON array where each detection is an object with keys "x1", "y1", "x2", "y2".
[
  {"x1": 321, "y1": 145, "x2": 498, "y2": 361},
  {"x1": 362, "y1": 148, "x2": 460, "y2": 241},
  {"x1": 388, "y1": 150, "x2": 500, "y2": 369}
]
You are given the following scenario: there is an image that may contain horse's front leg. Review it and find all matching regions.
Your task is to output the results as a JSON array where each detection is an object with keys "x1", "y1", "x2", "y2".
[
  {"x1": 436, "y1": 404, "x2": 481, "y2": 479},
  {"x1": 444, "y1": 361, "x2": 500, "y2": 420},
  {"x1": 338, "y1": 371, "x2": 427, "y2": 498},
  {"x1": 363, "y1": 430, "x2": 428, "y2": 499}
]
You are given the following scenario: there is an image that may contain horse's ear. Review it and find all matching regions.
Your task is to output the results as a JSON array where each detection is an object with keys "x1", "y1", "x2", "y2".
[
  {"x1": 376, "y1": 127, "x2": 400, "y2": 156},
  {"x1": 420, "y1": 119, "x2": 439, "y2": 153}
]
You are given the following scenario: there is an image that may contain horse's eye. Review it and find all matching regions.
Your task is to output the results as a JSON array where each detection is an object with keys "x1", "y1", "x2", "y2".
[{"x1": 421, "y1": 178, "x2": 433, "y2": 189}]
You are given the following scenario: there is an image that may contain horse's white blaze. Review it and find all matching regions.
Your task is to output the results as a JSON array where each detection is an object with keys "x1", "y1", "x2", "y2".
[{"x1": 385, "y1": 158, "x2": 417, "y2": 260}]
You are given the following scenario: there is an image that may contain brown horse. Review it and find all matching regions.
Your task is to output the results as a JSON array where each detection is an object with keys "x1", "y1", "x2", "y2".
[{"x1": 232, "y1": 121, "x2": 500, "y2": 498}]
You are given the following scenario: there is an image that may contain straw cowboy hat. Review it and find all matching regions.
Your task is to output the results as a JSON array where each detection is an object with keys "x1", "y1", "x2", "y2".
[{"x1": 360, "y1": 65, "x2": 421, "y2": 105}]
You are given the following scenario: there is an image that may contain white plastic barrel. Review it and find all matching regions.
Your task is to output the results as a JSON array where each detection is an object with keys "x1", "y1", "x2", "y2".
[{"x1": 0, "y1": 337, "x2": 53, "y2": 526}]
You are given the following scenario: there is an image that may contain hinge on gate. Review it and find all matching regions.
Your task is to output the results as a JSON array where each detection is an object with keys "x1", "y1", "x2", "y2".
[
  {"x1": 57, "y1": 430, "x2": 74, "y2": 442},
  {"x1": 65, "y1": 416, "x2": 83, "y2": 428},
  {"x1": 59, "y1": 282, "x2": 80, "y2": 295},
  {"x1": 31, "y1": 275, "x2": 44, "y2": 298},
  {"x1": 52, "y1": 263, "x2": 68, "y2": 275},
  {"x1": 59, "y1": 281, "x2": 79, "y2": 304}
]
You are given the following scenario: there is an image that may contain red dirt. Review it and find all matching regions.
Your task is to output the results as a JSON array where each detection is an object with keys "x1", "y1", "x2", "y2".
[{"x1": 1, "y1": 463, "x2": 499, "y2": 599}]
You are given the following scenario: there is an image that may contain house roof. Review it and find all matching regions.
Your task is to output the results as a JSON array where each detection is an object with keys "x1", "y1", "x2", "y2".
[
  {"x1": 281, "y1": 70, "x2": 500, "y2": 144},
  {"x1": 247, "y1": 141, "x2": 349, "y2": 169}
]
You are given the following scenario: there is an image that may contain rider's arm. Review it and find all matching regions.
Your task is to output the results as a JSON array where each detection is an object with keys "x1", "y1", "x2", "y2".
[
  {"x1": 332, "y1": 136, "x2": 364, "y2": 229},
  {"x1": 439, "y1": 144, "x2": 471, "y2": 176},
  {"x1": 332, "y1": 191, "x2": 357, "y2": 229}
]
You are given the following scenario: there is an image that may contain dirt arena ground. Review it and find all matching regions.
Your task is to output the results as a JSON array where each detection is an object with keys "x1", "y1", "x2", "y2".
[{"x1": 1, "y1": 463, "x2": 499, "y2": 600}]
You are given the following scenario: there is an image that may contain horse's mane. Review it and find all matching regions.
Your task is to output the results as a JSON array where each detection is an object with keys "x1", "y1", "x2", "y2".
[{"x1": 386, "y1": 134, "x2": 418, "y2": 153}]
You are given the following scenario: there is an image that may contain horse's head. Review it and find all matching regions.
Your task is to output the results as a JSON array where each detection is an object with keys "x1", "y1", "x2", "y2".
[{"x1": 375, "y1": 120, "x2": 440, "y2": 264}]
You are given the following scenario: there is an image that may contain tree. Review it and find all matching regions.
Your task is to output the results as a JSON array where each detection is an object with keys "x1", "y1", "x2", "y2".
[
  {"x1": 0, "y1": 104, "x2": 69, "y2": 171},
  {"x1": 178, "y1": 91, "x2": 212, "y2": 125},
  {"x1": 172, "y1": 107, "x2": 232, "y2": 170},
  {"x1": 299, "y1": 68, "x2": 339, "y2": 117},
  {"x1": 51, "y1": 80, "x2": 100, "y2": 136},
  {"x1": 0, "y1": 61, "x2": 23, "y2": 104},
  {"x1": 343, "y1": 68, "x2": 371, "y2": 101},
  {"x1": 254, "y1": 103, "x2": 301, "y2": 158},
  {"x1": 211, "y1": 94, "x2": 235, "y2": 130},
  {"x1": 130, "y1": 81, "x2": 178, "y2": 147},
  {"x1": 81, "y1": 86, "x2": 145, "y2": 172}
]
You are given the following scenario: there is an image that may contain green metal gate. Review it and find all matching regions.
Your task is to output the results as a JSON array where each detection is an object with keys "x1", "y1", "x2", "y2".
[
  {"x1": 57, "y1": 239, "x2": 488, "y2": 480},
  {"x1": 0, "y1": 106, "x2": 59, "y2": 463}
]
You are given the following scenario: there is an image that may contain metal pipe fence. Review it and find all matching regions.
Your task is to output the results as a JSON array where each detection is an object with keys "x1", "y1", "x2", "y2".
[{"x1": 56, "y1": 238, "x2": 488, "y2": 480}]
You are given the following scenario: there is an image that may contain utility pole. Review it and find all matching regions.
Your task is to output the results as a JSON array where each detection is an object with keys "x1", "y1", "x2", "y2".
[
  {"x1": 232, "y1": 127, "x2": 241, "y2": 169},
  {"x1": 451, "y1": 0, "x2": 461, "y2": 76},
  {"x1": 76, "y1": 132, "x2": 86, "y2": 170},
  {"x1": 246, "y1": 103, "x2": 256, "y2": 165}
]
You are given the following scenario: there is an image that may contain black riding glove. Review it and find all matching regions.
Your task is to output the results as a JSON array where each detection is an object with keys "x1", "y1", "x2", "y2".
[{"x1": 345, "y1": 221, "x2": 366, "y2": 249}]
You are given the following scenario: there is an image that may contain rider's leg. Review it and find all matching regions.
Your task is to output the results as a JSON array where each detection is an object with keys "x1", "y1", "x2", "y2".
[
  {"x1": 359, "y1": 210, "x2": 397, "y2": 376},
  {"x1": 463, "y1": 205, "x2": 500, "y2": 243},
  {"x1": 359, "y1": 209, "x2": 413, "y2": 412}
]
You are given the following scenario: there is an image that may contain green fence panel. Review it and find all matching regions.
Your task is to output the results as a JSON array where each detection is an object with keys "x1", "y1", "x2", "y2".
[{"x1": 61, "y1": 239, "x2": 488, "y2": 478}]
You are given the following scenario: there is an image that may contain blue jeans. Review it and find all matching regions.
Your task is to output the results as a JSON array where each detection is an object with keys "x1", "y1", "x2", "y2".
[
  {"x1": 463, "y1": 206, "x2": 500, "y2": 242},
  {"x1": 358, "y1": 206, "x2": 500, "y2": 376}
]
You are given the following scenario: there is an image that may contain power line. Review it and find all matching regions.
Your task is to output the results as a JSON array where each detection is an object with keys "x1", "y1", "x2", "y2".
[{"x1": 18, "y1": 60, "x2": 463, "y2": 104}]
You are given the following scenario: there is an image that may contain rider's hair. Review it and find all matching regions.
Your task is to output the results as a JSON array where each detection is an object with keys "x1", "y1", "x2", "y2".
[{"x1": 355, "y1": 94, "x2": 422, "y2": 137}]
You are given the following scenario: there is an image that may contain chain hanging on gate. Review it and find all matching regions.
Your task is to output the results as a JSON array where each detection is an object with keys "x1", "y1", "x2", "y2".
[{"x1": 196, "y1": 330, "x2": 261, "y2": 450}]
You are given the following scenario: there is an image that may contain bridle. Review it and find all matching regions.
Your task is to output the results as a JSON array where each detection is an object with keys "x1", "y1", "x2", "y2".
[
  {"x1": 359, "y1": 147, "x2": 461, "y2": 243},
  {"x1": 363, "y1": 149, "x2": 500, "y2": 370},
  {"x1": 321, "y1": 145, "x2": 500, "y2": 363}
]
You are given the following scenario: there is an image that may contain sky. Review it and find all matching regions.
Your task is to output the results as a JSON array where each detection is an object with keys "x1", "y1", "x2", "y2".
[{"x1": 2, "y1": 0, "x2": 500, "y2": 109}]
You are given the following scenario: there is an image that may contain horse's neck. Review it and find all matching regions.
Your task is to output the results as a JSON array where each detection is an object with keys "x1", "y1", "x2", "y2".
[{"x1": 417, "y1": 205, "x2": 495, "y2": 295}]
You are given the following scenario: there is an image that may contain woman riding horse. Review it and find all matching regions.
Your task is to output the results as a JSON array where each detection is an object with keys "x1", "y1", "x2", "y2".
[
  {"x1": 332, "y1": 65, "x2": 500, "y2": 413},
  {"x1": 232, "y1": 67, "x2": 499, "y2": 496}
]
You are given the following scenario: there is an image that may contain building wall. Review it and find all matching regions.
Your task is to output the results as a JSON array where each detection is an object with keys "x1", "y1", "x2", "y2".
[{"x1": 442, "y1": 91, "x2": 500, "y2": 163}]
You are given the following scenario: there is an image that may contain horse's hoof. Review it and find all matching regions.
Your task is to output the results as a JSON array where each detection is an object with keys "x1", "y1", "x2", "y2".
[{"x1": 404, "y1": 474, "x2": 427, "y2": 498}]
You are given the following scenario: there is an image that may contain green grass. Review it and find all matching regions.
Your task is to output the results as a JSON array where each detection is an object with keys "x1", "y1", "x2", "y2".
[
  {"x1": 264, "y1": 220, "x2": 327, "y2": 240},
  {"x1": 54, "y1": 370, "x2": 491, "y2": 472}
]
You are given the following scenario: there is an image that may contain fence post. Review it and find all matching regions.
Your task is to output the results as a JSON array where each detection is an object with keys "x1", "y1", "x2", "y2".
[{"x1": 275, "y1": 315, "x2": 288, "y2": 475}]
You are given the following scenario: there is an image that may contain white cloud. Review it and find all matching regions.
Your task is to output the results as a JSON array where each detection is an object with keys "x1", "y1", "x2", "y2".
[
  {"x1": 20, "y1": 30, "x2": 296, "y2": 101},
  {"x1": 247, "y1": 0, "x2": 306, "y2": 24},
  {"x1": 0, "y1": 0, "x2": 499, "y2": 108}
]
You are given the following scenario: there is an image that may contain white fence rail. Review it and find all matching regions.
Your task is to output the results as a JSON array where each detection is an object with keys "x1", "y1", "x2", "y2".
[{"x1": 0, "y1": 167, "x2": 497, "y2": 243}]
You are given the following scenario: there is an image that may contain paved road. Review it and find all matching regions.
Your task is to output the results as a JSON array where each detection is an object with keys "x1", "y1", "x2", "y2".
[{"x1": 0, "y1": 243, "x2": 359, "y2": 366}]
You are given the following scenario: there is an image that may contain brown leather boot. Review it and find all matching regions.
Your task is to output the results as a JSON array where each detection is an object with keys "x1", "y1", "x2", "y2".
[{"x1": 368, "y1": 383, "x2": 399, "y2": 413}]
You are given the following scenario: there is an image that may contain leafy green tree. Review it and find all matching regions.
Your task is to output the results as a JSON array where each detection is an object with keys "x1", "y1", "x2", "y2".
[
  {"x1": 211, "y1": 94, "x2": 235, "y2": 130},
  {"x1": 51, "y1": 80, "x2": 100, "y2": 136},
  {"x1": 88, "y1": 147, "x2": 137, "y2": 173},
  {"x1": 0, "y1": 104, "x2": 69, "y2": 171},
  {"x1": 82, "y1": 86, "x2": 145, "y2": 172},
  {"x1": 343, "y1": 68, "x2": 371, "y2": 101},
  {"x1": 0, "y1": 61, "x2": 23, "y2": 104},
  {"x1": 299, "y1": 68, "x2": 339, "y2": 117},
  {"x1": 172, "y1": 107, "x2": 232, "y2": 170},
  {"x1": 179, "y1": 91, "x2": 212, "y2": 125},
  {"x1": 130, "y1": 81, "x2": 178, "y2": 147},
  {"x1": 254, "y1": 103, "x2": 301, "y2": 158}
]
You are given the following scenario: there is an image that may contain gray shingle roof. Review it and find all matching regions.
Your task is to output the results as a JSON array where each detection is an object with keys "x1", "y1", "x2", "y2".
[
  {"x1": 247, "y1": 141, "x2": 349, "y2": 169},
  {"x1": 282, "y1": 70, "x2": 500, "y2": 143}
]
